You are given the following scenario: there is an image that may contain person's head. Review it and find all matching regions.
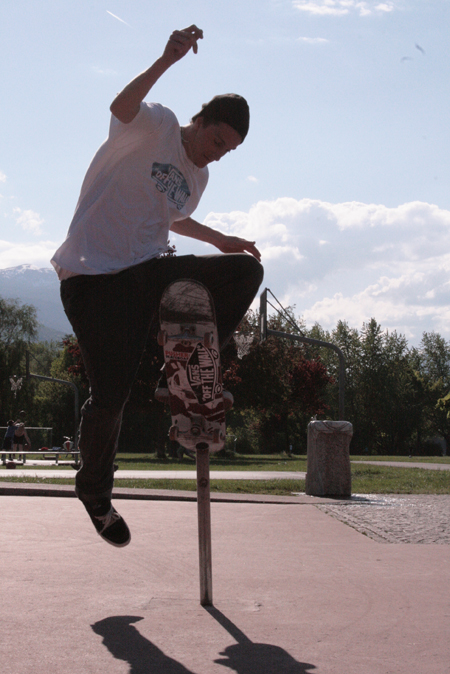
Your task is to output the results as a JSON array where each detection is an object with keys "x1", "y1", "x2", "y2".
[
  {"x1": 7, "y1": 420, "x2": 14, "y2": 427},
  {"x1": 192, "y1": 94, "x2": 249, "y2": 142},
  {"x1": 184, "y1": 94, "x2": 249, "y2": 168}
]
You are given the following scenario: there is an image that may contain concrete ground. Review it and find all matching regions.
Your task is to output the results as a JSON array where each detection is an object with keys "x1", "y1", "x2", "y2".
[{"x1": 1, "y1": 488, "x2": 449, "y2": 674}]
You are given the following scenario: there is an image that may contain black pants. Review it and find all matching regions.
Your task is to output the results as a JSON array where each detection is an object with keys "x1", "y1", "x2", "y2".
[{"x1": 61, "y1": 253, "x2": 263, "y2": 500}]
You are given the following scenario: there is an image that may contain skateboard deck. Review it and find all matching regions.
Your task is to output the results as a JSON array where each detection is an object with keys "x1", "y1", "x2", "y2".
[{"x1": 158, "y1": 280, "x2": 226, "y2": 453}]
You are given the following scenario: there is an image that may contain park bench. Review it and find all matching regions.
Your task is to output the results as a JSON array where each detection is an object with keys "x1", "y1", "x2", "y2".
[{"x1": 0, "y1": 450, "x2": 80, "y2": 466}]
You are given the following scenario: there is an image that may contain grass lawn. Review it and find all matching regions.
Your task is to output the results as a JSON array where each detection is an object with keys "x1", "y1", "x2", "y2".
[
  {"x1": 0, "y1": 452, "x2": 308, "y2": 472},
  {"x1": 2, "y1": 453, "x2": 448, "y2": 472},
  {"x1": 350, "y1": 455, "x2": 450, "y2": 464},
  {"x1": 0, "y1": 453, "x2": 449, "y2": 495}
]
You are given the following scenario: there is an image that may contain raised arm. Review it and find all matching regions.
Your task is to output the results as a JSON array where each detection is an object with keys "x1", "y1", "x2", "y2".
[
  {"x1": 170, "y1": 217, "x2": 261, "y2": 261},
  {"x1": 110, "y1": 25, "x2": 203, "y2": 124}
]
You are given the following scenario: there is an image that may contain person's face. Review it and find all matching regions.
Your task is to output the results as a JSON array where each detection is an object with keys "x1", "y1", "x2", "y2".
[{"x1": 187, "y1": 119, "x2": 243, "y2": 168}]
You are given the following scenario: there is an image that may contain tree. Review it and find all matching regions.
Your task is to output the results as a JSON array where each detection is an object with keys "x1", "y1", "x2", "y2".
[
  {"x1": 0, "y1": 297, "x2": 37, "y2": 346},
  {"x1": 413, "y1": 332, "x2": 450, "y2": 453},
  {"x1": 221, "y1": 310, "x2": 334, "y2": 453},
  {"x1": 0, "y1": 297, "x2": 37, "y2": 422},
  {"x1": 16, "y1": 303, "x2": 450, "y2": 457},
  {"x1": 32, "y1": 337, "x2": 89, "y2": 445},
  {"x1": 418, "y1": 332, "x2": 450, "y2": 383},
  {"x1": 307, "y1": 318, "x2": 428, "y2": 454},
  {"x1": 344, "y1": 320, "x2": 421, "y2": 453}
]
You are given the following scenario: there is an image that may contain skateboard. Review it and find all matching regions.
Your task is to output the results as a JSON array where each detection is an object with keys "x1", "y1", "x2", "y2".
[{"x1": 158, "y1": 280, "x2": 226, "y2": 453}]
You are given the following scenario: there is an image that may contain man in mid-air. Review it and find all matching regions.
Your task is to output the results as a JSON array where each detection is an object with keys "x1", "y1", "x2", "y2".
[{"x1": 52, "y1": 25, "x2": 263, "y2": 547}]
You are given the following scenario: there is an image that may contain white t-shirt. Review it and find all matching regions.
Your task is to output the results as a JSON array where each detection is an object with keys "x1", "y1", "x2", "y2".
[{"x1": 51, "y1": 102, "x2": 209, "y2": 279}]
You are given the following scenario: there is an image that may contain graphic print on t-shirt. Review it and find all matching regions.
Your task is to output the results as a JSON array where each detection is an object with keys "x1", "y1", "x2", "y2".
[{"x1": 151, "y1": 162, "x2": 191, "y2": 211}]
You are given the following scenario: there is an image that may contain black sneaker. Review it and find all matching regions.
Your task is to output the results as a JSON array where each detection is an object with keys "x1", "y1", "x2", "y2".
[{"x1": 80, "y1": 497, "x2": 131, "y2": 547}]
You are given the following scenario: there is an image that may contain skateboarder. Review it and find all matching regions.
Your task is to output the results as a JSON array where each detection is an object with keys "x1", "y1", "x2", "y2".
[{"x1": 51, "y1": 25, "x2": 263, "y2": 547}]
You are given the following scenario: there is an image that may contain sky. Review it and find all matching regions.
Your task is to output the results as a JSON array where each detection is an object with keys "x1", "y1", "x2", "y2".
[{"x1": 1, "y1": 0, "x2": 450, "y2": 345}]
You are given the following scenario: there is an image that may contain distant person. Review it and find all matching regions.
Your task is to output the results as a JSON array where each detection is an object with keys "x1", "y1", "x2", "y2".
[
  {"x1": 51, "y1": 25, "x2": 263, "y2": 547},
  {"x1": 13, "y1": 422, "x2": 31, "y2": 462},
  {"x1": 17, "y1": 411, "x2": 31, "y2": 452},
  {"x1": 2, "y1": 420, "x2": 16, "y2": 460}
]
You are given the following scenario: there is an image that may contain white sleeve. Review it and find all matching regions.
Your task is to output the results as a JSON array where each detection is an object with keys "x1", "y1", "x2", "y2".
[{"x1": 108, "y1": 102, "x2": 166, "y2": 145}]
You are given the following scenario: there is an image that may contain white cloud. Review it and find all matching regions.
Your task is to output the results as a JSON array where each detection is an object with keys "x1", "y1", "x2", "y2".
[
  {"x1": 92, "y1": 66, "x2": 118, "y2": 76},
  {"x1": 0, "y1": 239, "x2": 58, "y2": 269},
  {"x1": 293, "y1": 0, "x2": 349, "y2": 15},
  {"x1": 0, "y1": 171, "x2": 6, "y2": 183},
  {"x1": 292, "y1": 0, "x2": 396, "y2": 17},
  {"x1": 263, "y1": 245, "x2": 304, "y2": 261},
  {"x1": 375, "y1": 3, "x2": 395, "y2": 12},
  {"x1": 298, "y1": 37, "x2": 330, "y2": 44},
  {"x1": 4, "y1": 196, "x2": 450, "y2": 345},
  {"x1": 202, "y1": 198, "x2": 450, "y2": 344},
  {"x1": 247, "y1": 175, "x2": 259, "y2": 183},
  {"x1": 13, "y1": 208, "x2": 44, "y2": 235}
]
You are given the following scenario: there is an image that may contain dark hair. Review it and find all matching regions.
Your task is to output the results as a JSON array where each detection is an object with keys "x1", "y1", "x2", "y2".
[{"x1": 192, "y1": 94, "x2": 250, "y2": 141}]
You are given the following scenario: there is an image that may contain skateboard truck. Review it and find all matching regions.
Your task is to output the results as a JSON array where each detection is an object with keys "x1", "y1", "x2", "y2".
[
  {"x1": 158, "y1": 327, "x2": 215, "y2": 349},
  {"x1": 169, "y1": 415, "x2": 223, "y2": 450}
]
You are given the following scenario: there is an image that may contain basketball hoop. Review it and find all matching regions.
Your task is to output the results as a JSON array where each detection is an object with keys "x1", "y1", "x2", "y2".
[
  {"x1": 233, "y1": 333, "x2": 254, "y2": 359},
  {"x1": 9, "y1": 376, "x2": 23, "y2": 398}
]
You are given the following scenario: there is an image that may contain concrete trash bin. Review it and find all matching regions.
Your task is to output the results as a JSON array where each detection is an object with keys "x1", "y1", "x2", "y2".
[{"x1": 305, "y1": 420, "x2": 353, "y2": 497}]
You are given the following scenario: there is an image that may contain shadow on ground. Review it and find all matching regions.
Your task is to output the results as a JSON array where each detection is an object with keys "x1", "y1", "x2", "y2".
[{"x1": 91, "y1": 612, "x2": 316, "y2": 674}]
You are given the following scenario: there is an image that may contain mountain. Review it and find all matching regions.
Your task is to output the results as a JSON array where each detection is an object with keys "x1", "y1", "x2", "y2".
[{"x1": 0, "y1": 264, "x2": 72, "y2": 342}]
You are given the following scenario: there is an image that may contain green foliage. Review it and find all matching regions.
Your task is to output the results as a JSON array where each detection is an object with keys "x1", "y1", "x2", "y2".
[
  {"x1": 306, "y1": 321, "x2": 450, "y2": 455},
  {"x1": 0, "y1": 297, "x2": 38, "y2": 346},
  {"x1": 6, "y1": 293, "x2": 450, "y2": 458},
  {"x1": 31, "y1": 337, "x2": 88, "y2": 445},
  {"x1": 222, "y1": 310, "x2": 334, "y2": 453},
  {"x1": 0, "y1": 296, "x2": 38, "y2": 422}
]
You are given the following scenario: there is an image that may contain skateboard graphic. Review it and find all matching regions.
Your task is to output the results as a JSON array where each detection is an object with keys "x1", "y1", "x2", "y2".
[{"x1": 158, "y1": 280, "x2": 226, "y2": 453}]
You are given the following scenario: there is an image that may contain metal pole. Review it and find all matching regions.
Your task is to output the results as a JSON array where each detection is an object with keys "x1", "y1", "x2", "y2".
[{"x1": 196, "y1": 448, "x2": 213, "y2": 606}]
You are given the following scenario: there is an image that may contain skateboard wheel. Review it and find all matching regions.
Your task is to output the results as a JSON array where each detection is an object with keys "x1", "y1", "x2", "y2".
[
  {"x1": 157, "y1": 330, "x2": 167, "y2": 346},
  {"x1": 169, "y1": 425, "x2": 179, "y2": 441},
  {"x1": 203, "y1": 332, "x2": 214, "y2": 349}
]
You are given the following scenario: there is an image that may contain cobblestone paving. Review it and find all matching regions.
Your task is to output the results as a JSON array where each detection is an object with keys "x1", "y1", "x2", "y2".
[{"x1": 316, "y1": 494, "x2": 450, "y2": 544}]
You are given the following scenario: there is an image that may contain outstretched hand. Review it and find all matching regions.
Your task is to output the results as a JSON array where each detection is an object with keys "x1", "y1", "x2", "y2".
[
  {"x1": 216, "y1": 235, "x2": 262, "y2": 262},
  {"x1": 162, "y1": 25, "x2": 204, "y2": 64},
  {"x1": 169, "y1": 218, "x2": 262, "y2": 261}
]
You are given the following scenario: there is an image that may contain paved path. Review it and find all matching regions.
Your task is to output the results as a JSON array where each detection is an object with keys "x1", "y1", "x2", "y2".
[{"x1": 0, "y1": 468, "x2": 307, "y2": 480}]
